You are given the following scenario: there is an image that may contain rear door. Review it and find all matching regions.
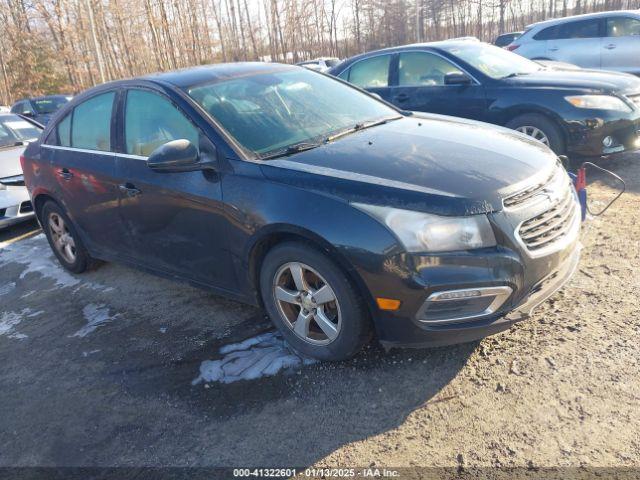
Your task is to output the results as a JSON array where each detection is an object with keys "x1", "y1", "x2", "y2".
[
  {"x1": 388, "y1": 50, "x2": 487, "y2": 120},
  {"x1": 115, "y1": 87, "x2": 234, "y2": 289},
  {"x1": 337, "y1": 53, "x2": 394, "y2": 102},
  {"x1": 545, "y1": 18, "x2": 603, "y2": 68},
  {"x1": 601, "y1": 15, "x2": 640, "y2": 74},
  {"x1": 41, "y1": 91, "x2": 127, "y2": 256}
]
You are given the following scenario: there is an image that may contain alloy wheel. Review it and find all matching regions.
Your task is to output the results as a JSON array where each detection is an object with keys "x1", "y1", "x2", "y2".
[
  {"x1": 515, "y1": 125, "x2": 550, "y2": 146},
  {"x1": 272, "y1": 262, "x2": 342, "y2": 345},
  {"x1": 48, "y1": 212, "x2": 77, "y2": 264}
]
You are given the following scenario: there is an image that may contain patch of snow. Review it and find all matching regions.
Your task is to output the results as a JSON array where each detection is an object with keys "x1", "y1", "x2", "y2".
[
  {"x1": 0, "y1": 234, "x2": 101, "y2": 290},
  {"x1": 0, "y1": 282, "x2": 16, "y2": 296},
  {"x1": 70, "y1": 304, "x2": 118, "y2": 338},
  {"x1": 192, "y1": 331, "x2": 316, "y2": 385},
  {"x1": 0, "y1": 309, "x2": 34, "y2": 340}
]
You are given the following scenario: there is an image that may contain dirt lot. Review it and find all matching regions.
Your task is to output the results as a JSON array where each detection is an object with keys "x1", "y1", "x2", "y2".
[{"x1": 0, "y1": 153, "x2": 638, "y2": 473}]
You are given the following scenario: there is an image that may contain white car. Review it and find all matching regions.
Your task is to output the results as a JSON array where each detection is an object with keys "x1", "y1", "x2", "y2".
[
  {"x1": 296, "y1": 57, "x2": 341, "y2": 72},
  {"x1": 510, "y1": 10, "x2": 640, "y2": 75},
  {"x1": 0, "y1": 113, "x2": 42, "y2": 229}
]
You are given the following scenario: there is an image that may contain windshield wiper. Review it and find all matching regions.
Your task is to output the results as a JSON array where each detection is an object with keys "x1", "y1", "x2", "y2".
[
  {"x1": 326, "y1": 116, "x2": 402, "y2": 142},
  {"x1": 261, "y1": 141, "x2": 323, "y2": 160},
  {"x1": 501, "y1": 72, "x2": 532, "y2": 79}
]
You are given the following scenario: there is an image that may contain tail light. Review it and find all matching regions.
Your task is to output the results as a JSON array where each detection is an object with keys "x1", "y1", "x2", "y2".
[{"x1": 507, "y1": 44, "x2": 520, "y2": 51}]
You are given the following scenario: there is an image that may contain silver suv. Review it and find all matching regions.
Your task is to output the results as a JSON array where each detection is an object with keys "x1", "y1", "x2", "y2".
[{"x1": 510, "y1": 10, "x2": 640, "y2": 75}]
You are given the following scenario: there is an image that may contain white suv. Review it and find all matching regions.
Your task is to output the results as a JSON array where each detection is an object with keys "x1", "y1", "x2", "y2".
[{"x1": 510, "y1": 10, "x2": 640, "y2": 75}]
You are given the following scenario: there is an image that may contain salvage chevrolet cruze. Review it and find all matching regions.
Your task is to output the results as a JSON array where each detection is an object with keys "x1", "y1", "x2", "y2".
[{"x1": 21, "y1": 63, "x2": 581, "y2": 360}]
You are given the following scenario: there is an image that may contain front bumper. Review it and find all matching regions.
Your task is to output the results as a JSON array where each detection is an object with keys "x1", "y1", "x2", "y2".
[
  {"x1": 0, "y1": 186, "x2": 35, "y2": 229},
  {"x1": 564, "y1": 108, "x2": 640, "y2": 156},
  {"x1": 359, "y1": 170, "x2": 582, "y2": 349}
]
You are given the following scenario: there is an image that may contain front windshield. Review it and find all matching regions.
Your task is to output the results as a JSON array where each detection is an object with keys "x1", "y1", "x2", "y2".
[
  {"x1": 0, "y1": 115, "x2": 42, "y2": 147},
  {"x1": 441, "y1": 43, "x2": 541, "y2": 79},
  {"x1": 33, "y1": 96, "x2": 69, "y2": 114},
  {"x1": 186, "y1": 68, "x2": 398, "y2": 156}
]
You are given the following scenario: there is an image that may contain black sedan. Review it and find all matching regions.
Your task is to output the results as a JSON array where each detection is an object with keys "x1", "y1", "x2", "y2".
[
  {"x1": 11, "y1": 95, "x2": 71, "y2": 125},
  {"x1": 22, "y1": 63, "x2": 580, "y2": 360},
  {"x1": 328, "y1": 41, "x2": 640, "y2": 156}
]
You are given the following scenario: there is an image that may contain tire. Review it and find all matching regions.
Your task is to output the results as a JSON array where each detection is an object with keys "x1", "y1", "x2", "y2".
[
  {"x1": 41, "y1": 201, "x2": 99, "y2": 274},
  {"x1": 506, "y1": 113, "x2": 565, "y2": 155},
  {"x1": 259, "y1": 242, "x2": 372, "y2": 361}
]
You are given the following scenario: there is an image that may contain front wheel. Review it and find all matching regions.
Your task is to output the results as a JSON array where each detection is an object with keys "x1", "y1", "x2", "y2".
[
  {"x1": 506, "y1": 113, "x2": 565, "y2": 155},
  {"x1": 259, "y1": 242, "x2": 372, "y2": 361}
]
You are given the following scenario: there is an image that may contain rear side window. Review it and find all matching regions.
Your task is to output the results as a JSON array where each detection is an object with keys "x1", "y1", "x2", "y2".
[
  {"x1": 71, "y1": 92, "x2": 115, "y2": 151},
  {"x1": 348, "y1": 55, "x2": 391, "y2": 88},
  {"x1": 125, "y1": 90, "x2": 199, "y2": 157},
  {"x1": 398, "y1": 52, "x2": 463, "y2": 86},
  {"x1": 535, "y1": 19, "x2": 600, "y2": 40},
  {"x1": 57, "y1": 113, "x2": 71, "y2": 147},
  {"x1": 606, "y1": 17, "x2": 640, "y2": 37}
]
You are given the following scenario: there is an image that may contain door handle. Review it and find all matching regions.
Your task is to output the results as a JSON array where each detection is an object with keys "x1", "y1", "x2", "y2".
[
  {"x1": 604, "y1": 43, "x2": 617, "y2": 50},
  {"x1": 118, "y1": 183, "x2": 142, "y2": 197},
  {"x1": 549, "y1": 46, "x2": 559, "y2": 52},
  {"x1": 395, "y1": 93, "x2": 410, "y2": 102},
  {"x1": 57, "y1": 168, "x2": 73, "y2": 181}
]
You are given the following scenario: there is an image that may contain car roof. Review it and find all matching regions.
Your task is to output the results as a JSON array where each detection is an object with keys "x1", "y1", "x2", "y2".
[
  {"x1": 336, "y1": 39, "x2": 485, "y2": 66},
  {"x1": 526, "y1": 9, "x2": 639, "y2": 30},
  {"x1": 141, "y1": 62, "x2": 296, "y2": 88}
]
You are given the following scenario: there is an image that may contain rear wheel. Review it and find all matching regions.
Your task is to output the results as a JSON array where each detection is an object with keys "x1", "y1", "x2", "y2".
[
  {"x1": 259, "y1": 242, "x2": 372, "y2": 361},
  {"x1": 506, "y1": 113, "x2": 565, "y2": 155},
  {"x1": 41, "y1": 201, "x2": 99, "y2": 273}
]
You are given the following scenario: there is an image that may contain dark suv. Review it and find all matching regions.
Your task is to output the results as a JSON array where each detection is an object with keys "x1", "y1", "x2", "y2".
[{"x1": 21, "y1": 63, "x2": 581, "y2": 360}]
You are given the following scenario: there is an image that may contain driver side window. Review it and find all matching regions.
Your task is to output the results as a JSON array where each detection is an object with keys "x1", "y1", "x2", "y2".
[
  {"x1": 398, "y1": 52, "x2": 463, "y2": 86},
  {"x1": 125, "y1": 90, "x2": 199, "y2": 157}
]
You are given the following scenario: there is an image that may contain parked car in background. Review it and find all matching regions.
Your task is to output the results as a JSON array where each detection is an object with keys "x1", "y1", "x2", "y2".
[
  {"x1": 296, "y1": 57, "x2": 341, "y2": 72},
  {"x1": 0, "y1": 106, "x2": 10, "y2": 113},
  {"x1": 509, "y1": 11, "x2": 640, "y2": 75},
  {"x1": 328, "y1": 40, "x2": 640, "y2": 156},
  {"x1": 0, "y1": 113, "x2": 42, "y2": 228},
  {"x1": 494, "y1": 31, "x2": 523, "y2": 47},
  {"x1": 11, "y1": 95, "x2": 72, "y2": 125},
  {"x1": 22, "y1": 63, "x2": 580, "y2": 360}
]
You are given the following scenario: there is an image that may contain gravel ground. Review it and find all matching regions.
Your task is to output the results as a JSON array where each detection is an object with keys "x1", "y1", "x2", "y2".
[{"x1": 0, "y1": 153, "x2": 638, "y2": 473}]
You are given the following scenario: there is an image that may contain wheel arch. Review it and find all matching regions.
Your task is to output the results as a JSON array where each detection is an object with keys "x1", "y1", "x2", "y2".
[{"x1": 246, "y1": 224, "x2": 378, "y2": 321}]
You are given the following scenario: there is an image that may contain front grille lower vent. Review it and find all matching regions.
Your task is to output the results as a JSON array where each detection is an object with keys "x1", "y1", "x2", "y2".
[{"x1": 518, "y1": 182, "x2": 576, "y2": 251}]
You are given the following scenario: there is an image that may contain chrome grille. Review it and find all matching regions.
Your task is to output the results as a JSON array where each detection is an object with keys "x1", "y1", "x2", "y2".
[
  {"x1": 518, "y1": 180, "x2": 576, "y2": 251},
  {"x1": 504, "y1": 170, "x2": 556, "y2": 208}
]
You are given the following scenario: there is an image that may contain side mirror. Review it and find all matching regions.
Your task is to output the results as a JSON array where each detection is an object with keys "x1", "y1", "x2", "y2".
[
  {"x1": 22, "y1": 110, "x2": 35, "y2": 117},
  {"x1": 444, "y1": 72, "x2": 473, "y2": 86},
  {"x1": 147, "y1": 139, "x2": 214, "y2": 173}
]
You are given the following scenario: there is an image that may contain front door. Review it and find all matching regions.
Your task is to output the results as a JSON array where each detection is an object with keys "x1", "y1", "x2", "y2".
[
  {"x1": 115, "y1": 88, "x2": 235, "y2": 290},
  {"x1": 41, "y1": 91, "x2": 126, "y2": 256},
  {"x1": 388, "y1": 51, "x2": 487, "y2": 120},
  {"x1": 601, "y1": 16, "x2": 640, "y2": 74}
]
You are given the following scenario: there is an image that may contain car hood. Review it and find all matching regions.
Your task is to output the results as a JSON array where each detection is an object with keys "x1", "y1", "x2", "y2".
[
  {"x1": 504, "y1": 69, "x2": 640, "y2": 94},
  {"x1": 0, "y1": 144, "x2": 25, "y2": 179},
  {"x1": 261, "y1": 114, "x2": 559, "y2": 216}
]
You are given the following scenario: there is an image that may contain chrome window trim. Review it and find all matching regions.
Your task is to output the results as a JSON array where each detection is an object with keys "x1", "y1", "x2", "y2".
[{"x1": 41, "y1": 144, "x2": 147, "y2": 160}]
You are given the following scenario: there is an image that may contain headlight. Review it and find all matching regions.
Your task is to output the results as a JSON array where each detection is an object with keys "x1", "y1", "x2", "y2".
[
  {"x1": 353, "y1": 203, "x2": 496, "y2": 253},
  {"x1": 565, "y1": 95, "x2": 632, "y2": 112}
]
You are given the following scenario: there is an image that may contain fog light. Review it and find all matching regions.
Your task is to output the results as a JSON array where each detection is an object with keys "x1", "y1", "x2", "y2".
[
  {"x1": 432, "y1": 289, "x2": 482, "y2": 301},
  {"x1": 602, "y1": 136, "x2": 614, "y2": 148}
]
